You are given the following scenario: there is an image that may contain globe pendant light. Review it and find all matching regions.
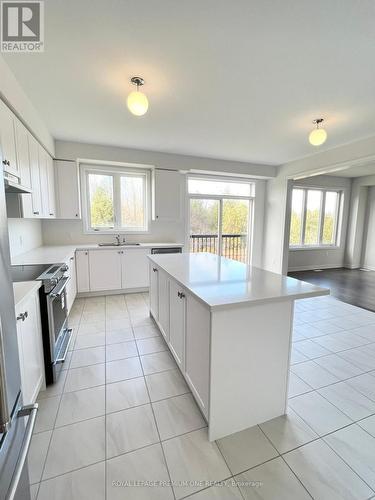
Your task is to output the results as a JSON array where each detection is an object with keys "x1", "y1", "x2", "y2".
[
  {"x1": 309, "y1": 118, "x2": 327, "y2": 146},
  {"x1": 127, "y1": 77, "x2": 149, "y2": 116}
]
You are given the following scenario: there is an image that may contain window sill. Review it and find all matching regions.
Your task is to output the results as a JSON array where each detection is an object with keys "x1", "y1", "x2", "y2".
[
  {"x1": 84, "y1": 229, "x2": 151, "y2": 235},
  {"x1": 289, "y1": 245, "x2": 340, "y2": 252}
]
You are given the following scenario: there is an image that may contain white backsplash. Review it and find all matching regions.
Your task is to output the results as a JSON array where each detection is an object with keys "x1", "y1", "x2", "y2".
[{"x1": 8, "y1": 218, "x2": 43, "y2": 260}]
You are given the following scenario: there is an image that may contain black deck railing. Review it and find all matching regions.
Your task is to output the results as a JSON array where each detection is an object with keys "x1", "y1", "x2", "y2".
[{"x1": 190, "y1": 234, "x2": 248, "y2": 262}]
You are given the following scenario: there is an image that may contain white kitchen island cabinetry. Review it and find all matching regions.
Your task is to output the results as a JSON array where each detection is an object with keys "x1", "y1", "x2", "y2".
[{"x1": 148, "y1": 252, "x2": 329, "y2": 440}]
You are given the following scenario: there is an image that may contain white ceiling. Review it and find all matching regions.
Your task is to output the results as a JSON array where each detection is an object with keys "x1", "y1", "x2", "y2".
[
  {"x1": 328, "y1": 164, "x2": 375, "y2": 178},
  {"x1": 4, "y1": 0, "x2": 375, "y2": 165}
]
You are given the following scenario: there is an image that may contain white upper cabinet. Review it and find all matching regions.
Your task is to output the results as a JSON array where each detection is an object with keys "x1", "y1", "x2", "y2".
[
  {"x1": 39, "y1": 148, "x2": 50, "y2": 217},
  {"x1": 46, "y1": 154, "x2": 56, "y2": 217},
  {"x1": 121, "y1": 248, "x2": 150, "y2": 289},
  {"x1": 27, "y1": 134, "x2": 42, "y2": 217},
  {"x1": 54, "y1": 160, "x2": 81, "y2": 219},
  {"x1": 0, "y1": 100, "x2": 18, "y2": 177},
  {"x1": 14, "y1": 119, "x2": 31, "y2": 188},
  {"x1": 89, "y1": 249, "x2": 122, "y2": 291},
  {"x1": 76, "y1": 250, "x2": 90, "y2": 293},
  {"x1": 152, "y1": 169, "x2": 182, "y2": 221}
]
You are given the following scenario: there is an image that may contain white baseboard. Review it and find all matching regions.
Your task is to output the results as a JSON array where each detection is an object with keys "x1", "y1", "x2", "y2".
[
  {"x1": 360, "y1": 266, "x2": 375, "y2": 272},
  {"x1": 288, "y1": 264, "x2": 343, "y2": 272}
]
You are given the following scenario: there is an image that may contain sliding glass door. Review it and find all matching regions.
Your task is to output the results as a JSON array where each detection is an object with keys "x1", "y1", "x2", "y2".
[{"x1": 188, "y1": 177, "x2": 253, "y2": 264}]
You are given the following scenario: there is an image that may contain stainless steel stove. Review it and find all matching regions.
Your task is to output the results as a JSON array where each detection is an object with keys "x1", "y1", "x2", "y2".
[{"x1": 11, "y1": 263, "x2": 72, "y2": 385}]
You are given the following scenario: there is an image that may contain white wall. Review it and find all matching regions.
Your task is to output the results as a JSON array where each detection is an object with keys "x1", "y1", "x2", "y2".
[
  {"x1": 0, "y1": 55, "x2": 54, "y2": 155},
  {"x1": 288, "y1": 175, "x2": 351, "y2": 272},
  {"x1": 362, "y1": 186, "x2": 375, "y2": 270},
  {"x1": 263, "y1": 136, "x2": 375, "y2": 275},
  {"x1": 345, "y1": 173, "x2": 375, "y2": 268},
  {"x1": 7, "y1": 219, "x2": 42, "y2": 260}
]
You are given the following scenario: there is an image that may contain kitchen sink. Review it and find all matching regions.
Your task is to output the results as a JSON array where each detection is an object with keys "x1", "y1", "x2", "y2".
[{"x1": 98, "y1": 242, "x2": 141, "y2": 247}]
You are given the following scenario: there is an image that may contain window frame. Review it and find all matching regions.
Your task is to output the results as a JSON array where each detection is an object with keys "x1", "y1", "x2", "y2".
[
  {"x1": 289, "y1": 186, "x2": 343, "y2": 250},
  {"x1": 186, "y1": 174, "x2": 255, "y2": 264},
  {"x1": 81, "y1": 164, "x2": 150, "y2": 234}
]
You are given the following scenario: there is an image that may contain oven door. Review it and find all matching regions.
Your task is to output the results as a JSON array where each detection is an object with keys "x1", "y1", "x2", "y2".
[{"x1": 47, "y1": 277, "x2": 71, "y2": 375}]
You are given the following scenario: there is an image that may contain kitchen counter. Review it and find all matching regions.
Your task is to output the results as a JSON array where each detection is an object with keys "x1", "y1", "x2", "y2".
[
  {"x1": 12, "y1": 243, "x2": 184, "y2": 266},
  {"x1": 148, "y1": 252, "x2": 329, "y2": 441},
  {"x1": 13, "y1": 281, "x2": 41, "y2": 307},
  {"x1": 148, "y1": 252, "x2": 329, "y2": 311}
]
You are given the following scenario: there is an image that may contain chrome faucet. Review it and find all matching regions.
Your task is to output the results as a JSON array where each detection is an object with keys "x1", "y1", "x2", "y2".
[{"x1": 115, "y1": 234, "x2": 120, "y2": 245}]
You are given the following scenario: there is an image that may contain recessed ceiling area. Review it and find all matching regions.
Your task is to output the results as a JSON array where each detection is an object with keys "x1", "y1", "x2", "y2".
[{"x1": 4, "y1": 0, "x2": 375, "y2": 165}]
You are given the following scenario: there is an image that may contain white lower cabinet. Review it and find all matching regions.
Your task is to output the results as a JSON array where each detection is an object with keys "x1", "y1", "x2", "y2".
[
  {"x1": 158, "y1": 269, "x2": 169, "y2": 341},
  {"x1": 185, "y1": 294, "x2": 210, "y2": 418},
  {"x1": 65, "y1": 253, "x2": 77, "y2": 313},
  {"x1": 76, "y1": 250, "x2": 90, "y2": 293},
  {"x1": 121, "y1": 248, "x2": 150, "y2": 289},
  {"x1": 149, "y1": 263, "x2": 159, "y2": 320},
  {"x1": 169, "y1": 279, "x2": 185, "y2": 369},
  {"x1": 89, "y1": 249, "x2": 122, "y2": 291},
  {"x1": 16, "y1": 289, "x2": 44, "y2": 405}
]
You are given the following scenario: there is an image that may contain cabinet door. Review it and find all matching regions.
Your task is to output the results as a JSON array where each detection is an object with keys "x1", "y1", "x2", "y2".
[
  {"x1": 16, "y1": 292, "x2": 44, "y2": 404},
  {"x1": 169, "y1": 279, "x2": 185, "y2": 369},
  {"x1": 0, "y1": 101, "x2": 18, "y2": 177},
  {"x1": 66, "y1": 254, "x2": 77, "y2": 313},
  {"x1": 76, "y1": 250, "x2": 90, "y2": 292},
  {"x1": 152, "y1": 169, "x2": 181, "y2": 221},
  {"x1": 149, "y1": 263, "x2": 159, "y2": 320},
  {"x1": 158, "y1": 269, "x2": 169, "y2": 341},
  {"x1": 14, "y1": 120, "x2": 31, "y2": 188},
  {"x1": 89, "y1": 249, "x2": 122, "y2": 291},
  {"x1": 185, "y1": 293, "x2": 210, "y2": 418},
  {"x1": 27, "y1": 135, "x2": 42, "y2": 217},
  {"x1": 121, "y1": 248, "x2": 150, "y2": 289},
  {"x1": 39, "y1": 148, "x2": 50, "y2": 217},
  {"x1": 55, "y1": 160, "x2": 81, "y2": 219},
  {"x1": 46, "y1": 155, "x2": 56, "y2": 217}
]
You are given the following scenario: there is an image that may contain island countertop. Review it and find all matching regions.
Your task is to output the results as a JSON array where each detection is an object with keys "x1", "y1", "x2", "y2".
[{"x1": 148, "y1": 252, "x2": 329, "y2": 310}]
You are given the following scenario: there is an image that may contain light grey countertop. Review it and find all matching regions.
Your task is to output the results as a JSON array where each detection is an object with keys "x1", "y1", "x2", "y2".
[
  {"x1": 148, "y1": 252, "x2": 329, "y2": 310},
  {"x1": 12, "y1": 243, "x2": 184, "y2": 266}
]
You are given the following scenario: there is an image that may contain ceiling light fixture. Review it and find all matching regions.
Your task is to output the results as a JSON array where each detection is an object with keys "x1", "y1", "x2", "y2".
[
  {"x1": 309, "y1": 118, "x2": 327, "y2": 146},
  {"x1": 127, "y1": 77, "x2": 149, "y2": 116}
]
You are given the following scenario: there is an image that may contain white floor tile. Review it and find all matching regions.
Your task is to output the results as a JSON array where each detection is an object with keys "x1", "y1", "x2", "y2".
[
  {"x1": 74, "y1": 333, "x2": 105, "y2": 350},
  {"x1": 136, "y1": 337, "x2": 167, "y2": 355},
  {"x1": 140, "y1": 351, "x2": 176, "y2": 375},
  {"x1": 37, "y1": 462, "x2": 105, "y2": 500},
  {"x1": 288, "y1": 373, "x2": 313, "y2": 398},
  {"x1": 325, "y1": 424, "x2": 375, "y2": 490},
  {"x1": 43, "y1": 416, "x2": 105, "y2": 480},
  {"x1": 291, "y1": 360, "x2": 340, "y2": 389},
  {"x1": 70, "y1": 346, "x2": 105, "y2": 368},
  {"x1": 152, "y1": 393, "x2": 206, "y2": 440},
  {"x1": 217, "y1": 425, "x2": 278, "y2": 475},
  {"x1": 34, "y1": 396, "x2": 60, "y2": 433},
  {"x1": 106, "y1": 404, "x2": 159, "y2": 458},
  {"x1": 284, "y1": 439, "x2": 373, "y2": 500},
  {"x1": 145, "y1": 369, "x2": 189, "y2": 402},
  {"x1": 106, "y1": 377, "x2": 150, "y2": 413},
  {"x1": 236, "y1": 457, "x2": 311, "y2": 499},
  {"x1": 163, "y1": 428, "x2": 231, "y2": 499},
  {"x1": 358, "y1": 415, "x2": 375, "y2": 437},
  {"x1": 293, "y1": 339, "x2": 332, "y2": 359},
  {"x1": 346, "y1": 372, "x2": 375, "y2": 401},
  {"x1": 338, "y1": 346, "x2": 375, "y2": 371},
  {"x1": 313, "y1": 353, "x2": 363, "y2": 380},
  {"x1": 56, "y1": 386, "x2": 105, "y2": 427},
  {"x1": 106, "y1": 340, "x2": 138, "y2": 362},
  {"x1": 106, "y1": 329, "x2": 134, "y2": 345},
  {"x1": 28, "y1": 430, "x2": 52, "y2": 484},
  {"x1": 187, "y1": 482, "x2": 243, "y2": 499},
  {"x1": 77, "y1": 321, "x2": 105, "y2": 336},
  {"x1": 288, "y1": 391, "x2": 352, "y2": 435},
  {"x1": 106, "y1": 357, "x2": 143, "y2": 383},
  {"x1": 318, "y1": 381, "x2": 375, "y2": 420},
  {"x1": 64, "y1": 364, "x2": 105, "y2": 392},
  {"x1": 259, "y1": 408, "x2": 318, "y2": 453},
  {"x1": 106, "y1": 443, "x2": 174, "y2": 500},
  {"x1": 133, "y1": 325, "x2": 160, "y2": 340}
]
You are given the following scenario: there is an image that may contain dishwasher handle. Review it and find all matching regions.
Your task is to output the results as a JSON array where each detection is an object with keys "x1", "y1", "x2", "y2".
[{"x1": 6, "y1": 403, "x2": 39, "y2": 500}]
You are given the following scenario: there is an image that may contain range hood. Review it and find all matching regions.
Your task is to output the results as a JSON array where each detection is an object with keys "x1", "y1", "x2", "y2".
[{"x1": 4, "y1": 176, "x2": 32, "y2": 194}]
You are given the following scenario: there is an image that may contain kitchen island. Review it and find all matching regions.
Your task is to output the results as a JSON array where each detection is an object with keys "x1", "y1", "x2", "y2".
[{"x1": 148, "y1": 252, "x2": 329, "y2": 440}]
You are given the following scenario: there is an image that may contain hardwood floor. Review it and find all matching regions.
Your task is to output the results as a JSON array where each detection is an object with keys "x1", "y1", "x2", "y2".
[{"x1": 289, "y1": 268, "x2": 375, "y2": 312}]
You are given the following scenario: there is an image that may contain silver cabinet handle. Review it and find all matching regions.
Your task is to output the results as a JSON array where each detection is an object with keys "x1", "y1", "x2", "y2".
[
  {"x1": 153, "y1": 268, "x2": 158, "y2": 272},
  {"x1": 16, "y1": 312, "x2": 28, "y2": 322},
  {"x1": 33, "y1": 211, "x2": 39, "y2": 215},
  {"x1": 6, "y1": 403, "x2": 39, "y2": 500}
]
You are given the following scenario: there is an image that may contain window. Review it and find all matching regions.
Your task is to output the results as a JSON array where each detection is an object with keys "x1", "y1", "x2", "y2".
[
  {"x1": 289, "y1": 187, "x2": 342, "y2": 247},
  {"x1": 83, "y1": 165, "x2": 149, "y2": 232},
  {"x1": 188, "y1": 176, "x2": 254, "y2": 263}
]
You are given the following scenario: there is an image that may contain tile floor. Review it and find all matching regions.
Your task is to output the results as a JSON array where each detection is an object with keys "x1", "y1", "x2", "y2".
[{"x1": 28, "y1": 292, "x2": 375, "y2": 499}]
